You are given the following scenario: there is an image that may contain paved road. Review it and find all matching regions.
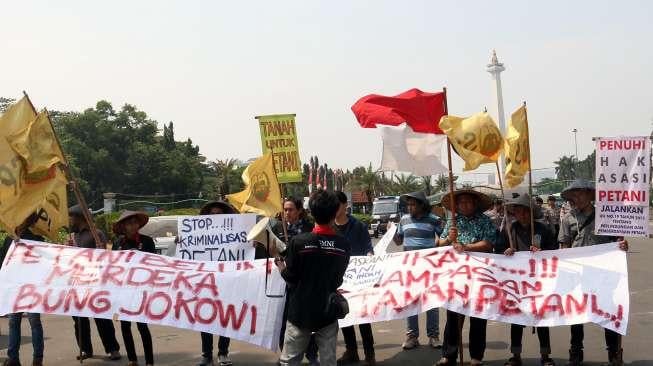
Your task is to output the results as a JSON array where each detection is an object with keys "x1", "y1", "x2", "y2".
[{"x1": 1, "y1": 238, "x2": 651, "y2": 366}]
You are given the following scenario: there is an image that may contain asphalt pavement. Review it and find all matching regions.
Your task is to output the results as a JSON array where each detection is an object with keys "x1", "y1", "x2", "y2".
[{"x1": 0, "y1": 237, "x2": 651, "y2": 366}]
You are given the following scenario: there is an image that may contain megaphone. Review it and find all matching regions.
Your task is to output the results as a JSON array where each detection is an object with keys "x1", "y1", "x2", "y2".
[{"x1": 247, "y1": 217, "x2": 286, "y2": 255}]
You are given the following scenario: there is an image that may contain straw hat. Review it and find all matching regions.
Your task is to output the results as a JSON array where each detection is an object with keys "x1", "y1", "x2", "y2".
[
  {"x1": 113, "y1": 210, "x2": 149, "y2": 235},
  {"x1": 440, "y1": 188, "x2": 493, "y2": 213}
]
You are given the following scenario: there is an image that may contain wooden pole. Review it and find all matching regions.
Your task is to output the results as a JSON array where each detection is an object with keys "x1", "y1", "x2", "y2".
[
  {"x1": 442, "y1": 87, "x2": 464, "y2": 366},
  {"x1": 496, "y1": 161, "x2": 515, "y2": 250},
  {"x1": 269, "y1": 149, "x2": 289, "y2": 243},
  {"x1": 22, "y1": 92, "x2": 105, "y2": 251},
  {"x1": 523, "y1": 102, "x2": 537, "y2": 247}
]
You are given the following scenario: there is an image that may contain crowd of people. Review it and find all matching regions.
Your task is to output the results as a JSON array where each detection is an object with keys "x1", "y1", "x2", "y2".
[{"x1": 0, "y1": 179, "x2": 629, "y2": 366}]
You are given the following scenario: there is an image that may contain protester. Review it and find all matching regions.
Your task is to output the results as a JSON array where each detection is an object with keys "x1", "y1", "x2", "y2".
[
  {"x1": 497, "y1": 194, "x2": 557, "y2": 366},
  {"x1": 274, "y1": 197, "x2": 318, "y2": 365},
  {"x1": 558, "y1": 179, "x2": 628, "y2": 366},
  {"x1": 393, "y1": 191, "x2": 442, "y2": 350},
  {"x1": 484, "y1": 197, "x2": 504, "y2": 230},
  {"x1": 68, "y1": 205, "x2": 122, "y2": 362},
  {"x1": 113, "y1": 211, "x2": 156, "y2": 366},
  {"x1": 195, "y1": 201, "x2": 237, "y2": 366},
  {"x1": 0, "y1": 214, "x2": 45, "y2": 366},
  {"x1": 334, "y1": 191, "x2": 376, "y2": 366},
  {"x1": 277, "y1": 190, "x2": 351, "y2": 366},
  {"x1": 547, "y1": 195, "x2": 561, "y2": 237},
  {"x1": 435, "y1": 189, "x2": 497, "y2": 366}
]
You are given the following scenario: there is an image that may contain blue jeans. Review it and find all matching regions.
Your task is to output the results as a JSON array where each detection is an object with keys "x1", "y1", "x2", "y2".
[
  {"x1": 8, "y1": 312, "x2": 44, "y2": 361},
  {"x1": 404, "y1": 246, "x2": 439, "y2": 338}
]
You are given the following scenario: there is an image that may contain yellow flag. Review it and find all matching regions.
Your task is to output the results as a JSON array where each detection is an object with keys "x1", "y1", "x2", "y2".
[
  {"x1": 0, "y1": 97, "x2": 37, "y2": 235},
  {"x1": 504, "y1": 105, "x2": 530, "y2": 188},
  {"x1": 8, "y1": 110, "x2": 65, "y2": 174},
  {"x1": 439, "y1": 112, "x2": 503, "y2": 171},
  {"x1": 227, "y1": 153, "x2": 283, "y2": 217},
  {"x1": 31, "y1": 167, "x2": 69, "y2": 241}
]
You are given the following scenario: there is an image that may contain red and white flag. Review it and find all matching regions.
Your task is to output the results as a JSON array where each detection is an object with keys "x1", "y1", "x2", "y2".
[{"x1": 352, "y1": 88, "x2": 447, "y2": 175}]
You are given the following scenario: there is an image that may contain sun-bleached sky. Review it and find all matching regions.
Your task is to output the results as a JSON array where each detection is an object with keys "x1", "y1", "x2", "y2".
[{"x1": 2, "y1": 1, "x2": 652, "y2": 182}]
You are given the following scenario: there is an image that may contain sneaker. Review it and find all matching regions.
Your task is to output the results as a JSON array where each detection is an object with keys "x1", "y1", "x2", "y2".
[
  {"x1": 428, "y1": 336, "x2": 442, "y2": 349},
  {"x1": 3, "y1": 359, "x2": 22, "y2": 366},
  {"x1": 337, "y1": 349, "x2": 360, "y2": 365},
  {"x1": 402, "y1": 336, "x2": 419, "y2": 350},
  {"x1": 605, "y1": 349, "x2": 623, "y2": 366},
  {"x1": 31, "y1": 359, "x2": 43, "y2": 366},
  {"x1": 566, "y1": 349, "x2": 583, "y2": 366},
  {"x1": 197, "y1": 356, "x2": 214, "y2": 366},
  {"x1": 434, "y1": 357, "x2": 451, "y2": 366},
  {"x1": 218, "y1": 354, "x2": 233, "y2": 366},
  {"x1": 470, "y1": 359, "x2": 484, "y2": 366},
  {"x1": 108, "y1": 350, "x2": 122, "y2": 361}
]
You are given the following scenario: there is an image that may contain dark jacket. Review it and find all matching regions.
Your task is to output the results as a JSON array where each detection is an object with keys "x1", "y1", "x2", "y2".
[
  {"x1": 335, "y1": 214, "x2": 373, "y2": 256},
  {"x1": 1, "y1": 230, "x2": 45, "y2": 269},
  {"x1": 273, "y1": 218, "x2": 315, "y2": 243},
  {"x1": 113, "y1": 234, "x2": 156, "y2": 253},
  {"x1": 281, "y1": 227, "x2": 350, "y2": 331},
  {"x1": 497, "y1": 221, "x2": 558, "y2": 253},
  {"x1": 74, "y1": 227, "x2": 108, "y2": 249}
]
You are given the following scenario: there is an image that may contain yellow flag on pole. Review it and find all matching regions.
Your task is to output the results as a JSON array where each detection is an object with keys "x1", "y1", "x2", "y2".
[
  {"x1": 8, "y1": 110, "x2": 65, "y2": 174},
  {"x1": 227, "y1": 153, "x2": 283, "y2": 217},
  {"x1": 31, "y1": 167, "x2": 69, "y2": 241},
  {"x1": 0, "y1": 97, "x2": 69, "y2": 237},
  {"x1": 504, "y1": 105, "x2": 530, "y2": 188},
  {"x1": 439, "y1": 112, "x2": 503, "y2": 171}
]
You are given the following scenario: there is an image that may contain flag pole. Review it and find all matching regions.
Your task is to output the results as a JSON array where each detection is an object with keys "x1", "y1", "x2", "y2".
[
  {"x1": 21, "y1": 92, "x2": 105, "y2": 251},
  {"x1": 442, "y1": 87, "x2": 464, "y2": 366},
  {"x1": 269, "y1": 149, "x2": 289, "y2": 244},
  {"x1": 495, "y1": 162, "x2": 515, "y2": 250},
  {"x1": 522, "y1": 102, "x2": 536, "y2": 247}
]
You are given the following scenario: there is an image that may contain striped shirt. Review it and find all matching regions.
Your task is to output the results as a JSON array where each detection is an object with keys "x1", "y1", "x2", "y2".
[{"x1": 397, "y1": 213, "x2": 443, "y2": 248}]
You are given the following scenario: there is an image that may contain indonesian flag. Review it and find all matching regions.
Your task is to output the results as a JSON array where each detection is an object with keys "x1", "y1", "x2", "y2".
[{"x1": 351, "y1": 88, "x2": 447, "y2": 175}]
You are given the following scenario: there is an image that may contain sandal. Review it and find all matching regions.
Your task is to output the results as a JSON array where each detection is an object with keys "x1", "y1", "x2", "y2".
[
  {"x1": 541, "y1": 357, "x2": 555, "y2": 366},
  {"x1": 504, "y1": 357, "x2": 522, "y2": 366}
]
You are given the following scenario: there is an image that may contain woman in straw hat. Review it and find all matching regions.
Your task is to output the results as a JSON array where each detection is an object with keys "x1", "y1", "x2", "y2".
[
  {"x1": 113, "y1": 211, "x2": 155, "y2": 366},
  {"x1": 499, "y1": 194, "x2": 557, "y2": 366},
  {"x1": 435, "y1": 188, "x2": 497, "y2": 366}
]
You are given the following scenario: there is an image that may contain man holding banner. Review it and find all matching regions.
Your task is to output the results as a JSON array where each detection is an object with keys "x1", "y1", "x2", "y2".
[
  {"x1": 436, "y1": 189, "x2": 497, "y2": 366},
  {"x1": 558, "y1": 179, "x2": 628, "y2": 366}
]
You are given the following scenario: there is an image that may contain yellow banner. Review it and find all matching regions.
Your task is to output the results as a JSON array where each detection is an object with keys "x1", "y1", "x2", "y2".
[
  {"x1": 257, "y1": 114, "x2": 302, "y2": 184},
  {"x1": 439, "y1": 112, "x2": 503, "y2": 171},
  {"x1": 504, "y1": 105, "x2": 530, "y2": 188},
  {"x1": 227, "y1": 153, "x2": 283, "y2": 217}
]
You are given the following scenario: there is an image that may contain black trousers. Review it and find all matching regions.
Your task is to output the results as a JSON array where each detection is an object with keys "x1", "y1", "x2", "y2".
[
  {"x1": 441, "y1": 310, "x2": 487, "y2": 362},
  {"x1": 510, "y1": 325, "x2": 551, "y2": 355},
  {"x1": 570, "y1": 324, "x2": 621, "y2": 353},
  {"x1": 201, "y1": 332, "x2": 231, "y2": 357},
  {"x1": 121, "y1": 321, "x2": 153, "y2": 365},
  {"x1": 342, "y1": 324, "x2": 375, "y2": 355},
  {"x1": 72, "y1": 316, "x2": 121, "y2": 354}
]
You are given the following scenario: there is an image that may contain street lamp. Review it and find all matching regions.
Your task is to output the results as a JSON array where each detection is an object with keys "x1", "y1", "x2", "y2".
[{"x1": 571, "y1": 128, "x2": 579, "y2": 160}]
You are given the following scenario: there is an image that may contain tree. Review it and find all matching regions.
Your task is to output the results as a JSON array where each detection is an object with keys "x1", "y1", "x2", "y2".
[
  {"x1": 421, "y1": 176, "x2": 434, "y2": 196},
  {"x1": 393, "y1": 174, "x2": 420, "y2": 193},
  {"x1": 433, "y1": 174, "x2": 458, "y2": 193},
  {"x1": 348, "y1": 164, "x2": 380, "y2": 210},
  {"x1": 554, "y1": 155, "x2": 577, "y2": 181}
]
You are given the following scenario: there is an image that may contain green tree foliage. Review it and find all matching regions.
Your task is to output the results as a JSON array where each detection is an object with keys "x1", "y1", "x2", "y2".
[{"x1": 50, "y1": 101, "x2": 207, "y2": 205}]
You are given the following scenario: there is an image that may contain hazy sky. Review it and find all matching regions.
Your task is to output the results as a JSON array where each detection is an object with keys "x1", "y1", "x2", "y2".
[{"x1": 2, "y1": 1, "x2": 652, "y2": 182}]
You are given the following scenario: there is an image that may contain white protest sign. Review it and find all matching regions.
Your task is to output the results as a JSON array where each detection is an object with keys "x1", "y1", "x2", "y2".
[
  {"x1": 340, "y1": 244, "x2": 629, "y2": 335},
  {"x1": 595, "y1": 136, "x2": 650, "y2": 237},
  {"x1": 0, "y1": 241, "x2": 286, "y2": 350},
  {"x1": 373, "y1": 222, "x2": 397, "y2": 255},
  {"x1": 176, "y1": 214, "x2": 257, "y2": 261},
  {"x1": 341, "y1": 254, "x2": 391, "y2": 293}
]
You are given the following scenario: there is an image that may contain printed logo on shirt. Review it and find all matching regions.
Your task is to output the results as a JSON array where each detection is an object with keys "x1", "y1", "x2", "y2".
[{"x1": 320, "y1": 240, "x2": 335, "y2": 248}]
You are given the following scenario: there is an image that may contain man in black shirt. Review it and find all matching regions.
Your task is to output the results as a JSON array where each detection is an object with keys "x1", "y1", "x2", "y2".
[
  {"x1": 68, "y1": 205, "x2": 122, "y2": 361},
  {"x1": 277, "y1": 190, "x2": 351, "y2": 366}
]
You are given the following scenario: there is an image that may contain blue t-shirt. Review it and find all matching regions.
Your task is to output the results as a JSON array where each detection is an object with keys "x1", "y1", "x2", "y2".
[{"x1": 397, "y1": 213, "x2": 443, "y2": 248}]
